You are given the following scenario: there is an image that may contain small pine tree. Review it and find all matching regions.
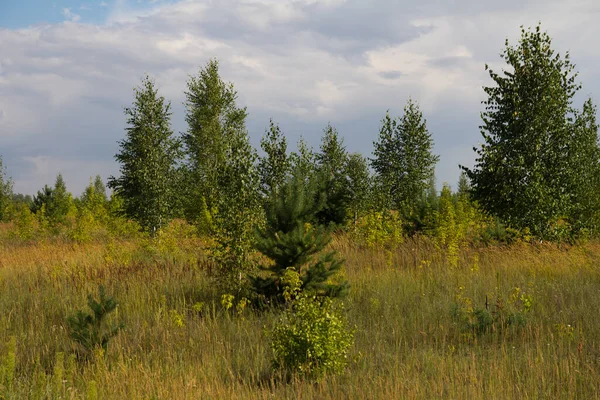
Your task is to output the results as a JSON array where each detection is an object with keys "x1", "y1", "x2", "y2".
[
  {"x1": 67, "y1": 286, "x2": 124, "y2": 358},
  {"x1": 31, "y1": 185, "x2": 53, "y2": 214},
  {"x1": 250, "y1": 171, "x2": 349, "y2": 304},
  {"x1": 30, "y1": 174, "x2": 74, "y2": 226}
]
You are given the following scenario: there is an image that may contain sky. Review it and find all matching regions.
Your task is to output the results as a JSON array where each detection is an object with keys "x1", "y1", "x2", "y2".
[{"x1": 1, "y1": 0, "x2": 600, "y2": 196}]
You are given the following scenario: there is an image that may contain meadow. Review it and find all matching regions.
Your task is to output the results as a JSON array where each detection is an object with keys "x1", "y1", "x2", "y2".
[{"x1": 1, "y1": 223, "x2": 599, "y2": 399}]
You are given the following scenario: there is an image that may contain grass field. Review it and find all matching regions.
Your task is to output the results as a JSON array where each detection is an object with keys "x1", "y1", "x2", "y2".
[{"x1": 1, "y1": 231, "x2": 600, "y2": 399}]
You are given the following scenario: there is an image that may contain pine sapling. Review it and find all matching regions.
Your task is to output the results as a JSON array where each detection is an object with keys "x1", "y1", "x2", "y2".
[{"x1": 67, "y1": 286, "x2": 124, "y2": 358}]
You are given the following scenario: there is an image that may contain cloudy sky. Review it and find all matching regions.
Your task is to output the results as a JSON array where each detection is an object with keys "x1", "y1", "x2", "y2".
[{"x1": 1, "y1": 0, "x2": 599, "y2": 196}]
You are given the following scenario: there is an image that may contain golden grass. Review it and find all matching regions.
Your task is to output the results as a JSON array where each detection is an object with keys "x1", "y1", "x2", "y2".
[{"x1": 1, "y1": 232, "x2": 600, "y2": 399}]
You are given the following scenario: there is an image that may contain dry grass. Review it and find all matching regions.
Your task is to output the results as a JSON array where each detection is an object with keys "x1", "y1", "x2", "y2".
[{"x1": 1, "y1": 231, "x2": 600, "y2": 399}]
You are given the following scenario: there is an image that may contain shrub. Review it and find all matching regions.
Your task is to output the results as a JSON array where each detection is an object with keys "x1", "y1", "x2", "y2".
[
  {"x1": 270, "y1": 269, "x2": 354, "y2": 380},
  {"x1": 11, "y1": 203, "x2": 37, "y2": 241},
  {"x1": 352, "y1": 210, "x2": 403, "y2": 249},
  {"x1": 452, "y1": 285, "x2": 533, "y2": 338}
]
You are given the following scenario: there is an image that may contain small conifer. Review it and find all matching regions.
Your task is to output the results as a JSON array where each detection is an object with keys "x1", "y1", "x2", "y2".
[
  {"x1": 250, "y1": 171, "x2": 349, "y2": 304},
  {"x1": 67, "y1": 286, "x2": 123, "y2": 357}
]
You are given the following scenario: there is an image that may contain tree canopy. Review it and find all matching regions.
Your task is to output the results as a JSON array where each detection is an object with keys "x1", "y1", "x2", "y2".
[
  {"x1": 108, "y1": 76, "x2": 181, "y2": 233},
  {"x1": 463, "y1": 24, "x2": 600, "y2": 238}
]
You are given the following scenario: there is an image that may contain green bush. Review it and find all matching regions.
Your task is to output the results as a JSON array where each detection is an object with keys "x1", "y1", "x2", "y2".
[
  {"x1": 270, "y1": 269, "x2": 354, "y2": 380},
  {"x1": 352, "y1": 210, "x2": 403, "y2": 249},
  {"x1": 10, "y1": 203, "x2": 37, "y2": 241},
  {"x1": 452, "y1": 286, "x2": 533, "y2": 338}
]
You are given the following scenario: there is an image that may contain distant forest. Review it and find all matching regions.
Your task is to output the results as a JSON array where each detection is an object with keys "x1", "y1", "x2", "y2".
[{"x1": 1, "y1": 23, "x2": 599, "y2": 246}]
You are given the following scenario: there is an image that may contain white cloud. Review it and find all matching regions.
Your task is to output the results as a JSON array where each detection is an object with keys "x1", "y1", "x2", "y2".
[
  {"x1": 1, "y1": 0, "x2": 599, "y2": 194},
  {"x1": 62, "y1": 8, "x2": 82, "y2": 22}
]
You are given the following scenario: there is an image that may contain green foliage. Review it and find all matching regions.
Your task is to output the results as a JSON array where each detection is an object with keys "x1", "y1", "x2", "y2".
[
  {"x1": 250, "y1": 172, "x2": 348, "y2": 304},
  {"x1": 104, "y1": 193, "x2": 143, "y2": 238},
  {"x1": 259, "y1": 119, "x2": 290, "y2": 200},
  {"x1": 10, "y1": 193, "x2": 32, "y2": 207},
  {"x1": 30, "y1": 174, "x2": 75, "y2": 228},
  {"x1": 289, "y1": 137, "x2": 317, "y2": 182},
  {"x1": 69, "y1": 176, "x2": 111, "y2": 243},
  {"x1": 181, "y1": 58, "x2": 248, "y2": 228},
  {"x1": 457, "y1": 172, "x2": 471, "y2": 199},
  {"x1": 401, "y1": 175, "x2": 439, "y2": 236},
  {"x1": 452, "y1": 285, "x2": 533, "y2": 338},
  {"x1": 315, "y1": 124, "x2": 351, "y2": 227},
  {"x1": 436, "y1": 185, "x2": 461, "y2": 267},
  {"x1": 69, "y1": 207, "x2": 97, "y2": 243},
  {"x1": 211, "y1": 119, "x2": 262, "y2": 292},
  {"x1": 48, "y1": 173, "x2": 74, "y2": 225},
  {"x1": 108, "y1": 75, "x2": 181, "y2": 234},
  {"x1": 353, "y1": 210, "x2": 403, "y2": 249},
  {"x1": 195, "y1": 196, "x2": 217, "y2": 234},
  {"x1": 87, "y1": 380, "x2": 98, "y2": 400},
  {"x1": 0, "y1": 156, "x2": 13, "y2": 222},
  {"x1": 270, "y1": 269, "x2": 354, "y2": 380},
  {"x1": 80, "y1": 175, "x2": 108, "y2": 214},
  {"x1": 10, "y1": 202, "x2": 37, "y2": 241},
  {"x1": 464, "y1": 24, "x2": 600, "y2": 239},
  {"x1": 568, "y1": 99, "x2": 600, "y2": 236},
  {"x1": 138, "y1": 219, "x2": 197, "y2": 264},
  {"x1": 30, "y1": 184, "x2": 53, "y2": 214},
  {"x1": 345, "y1": 153, "x2": 372, "y2": 225},
  {"x1": 180, "y1": 59, "x2": 261, "y2": 291},
  {"x1": 371, "y1": 100, "x2": 439, "y2": 217},
  {"x1": 67, "y1": 285, "x2": 124, "y2": 357},
  {"x1": 433, "y1": 184, "x2": 492, "y2": 263},
  {"x1": 370, "y1": 111, "x2": 397, "y2": 211}
]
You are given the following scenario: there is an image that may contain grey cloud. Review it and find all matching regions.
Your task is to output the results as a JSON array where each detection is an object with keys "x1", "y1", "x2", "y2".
[
  {"x1": 427, "y1": 56, "x2": 471, "y2": 69},
  {"x1": 1, "y1": 0, "x2": 599, "y2": 195},
  {"x1": 378, "y1": 70, "x2": 404, "y2": 80}
]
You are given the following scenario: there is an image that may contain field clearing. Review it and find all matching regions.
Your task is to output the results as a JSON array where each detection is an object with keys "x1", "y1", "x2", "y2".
[{"x1": 1, "y1": 235, "x2": 600, "y2": 399}]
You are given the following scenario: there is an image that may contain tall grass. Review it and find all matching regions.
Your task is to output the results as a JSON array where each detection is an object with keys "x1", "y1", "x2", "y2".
[{"x1": 1, "y1": 230, "x2": 599, "y2": 398}]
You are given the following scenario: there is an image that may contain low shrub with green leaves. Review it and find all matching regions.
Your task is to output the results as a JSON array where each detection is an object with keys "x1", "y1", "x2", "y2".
[
  {"x1": 352, "y1": 210, "x2": 404, "y2": 249},
  {"x1": 270, "y1": 269, "x2": 354, "y2": 380},
  {"x1": 452, "y1": 285, "x2": 533, "y2": 338}
]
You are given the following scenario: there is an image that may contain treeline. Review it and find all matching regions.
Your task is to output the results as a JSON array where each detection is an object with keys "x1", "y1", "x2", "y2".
[{"x1": 1, "y1": 24, "x2": 599, "y2": 247}]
